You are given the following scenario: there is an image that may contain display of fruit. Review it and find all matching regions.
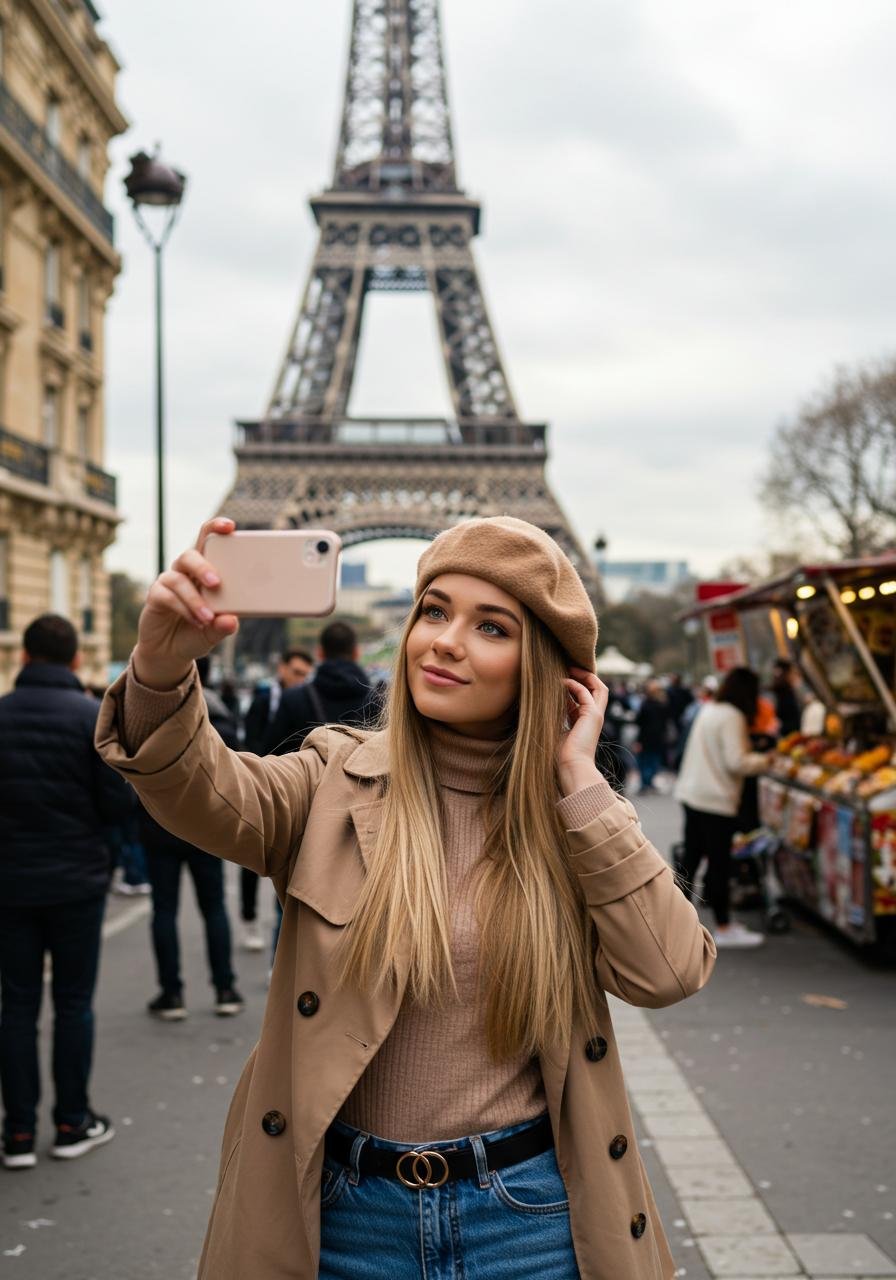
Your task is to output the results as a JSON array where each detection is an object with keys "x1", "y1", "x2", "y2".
[
  {"x1": 823, "y1": 769, "x2": 863, "y2": 796},
  {"x1": 857, "y1": 766, "x2": 896, "y2": 798},
  {"x1": 820, "y1": 748, "x2": 854, "y2": 769},
  {"x1": 853, "y1": 745, "x2": 893, "y2": 774}
]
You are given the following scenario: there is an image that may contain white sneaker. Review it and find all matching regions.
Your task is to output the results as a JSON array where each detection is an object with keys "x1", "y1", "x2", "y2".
[
  {"x1": 241, "y1": 924, "x2": 264, "y2": 953},
  {"x1": 713, "y1": 921, "x2": 765, "y2": 948}
]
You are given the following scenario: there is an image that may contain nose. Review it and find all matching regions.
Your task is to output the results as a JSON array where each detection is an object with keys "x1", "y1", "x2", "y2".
[{"x1": 431, "y1": 622, "x2": 465, "y2": 660}]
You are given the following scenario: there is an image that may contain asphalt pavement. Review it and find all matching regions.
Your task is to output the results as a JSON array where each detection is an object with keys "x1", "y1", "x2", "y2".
[{"x1": 1, "y1": 787, "x2": 894, "y2": 1279}]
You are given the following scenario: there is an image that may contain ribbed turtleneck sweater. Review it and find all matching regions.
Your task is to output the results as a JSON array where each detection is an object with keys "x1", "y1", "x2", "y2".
[{"x1": 338, "y1": 721, "x2": 547, "y2": 1143}]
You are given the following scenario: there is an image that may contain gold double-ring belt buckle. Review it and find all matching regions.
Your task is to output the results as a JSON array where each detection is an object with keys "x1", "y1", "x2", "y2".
[{"x1": 396, "y1": 1149, "x2": 450, "y2": 1190}]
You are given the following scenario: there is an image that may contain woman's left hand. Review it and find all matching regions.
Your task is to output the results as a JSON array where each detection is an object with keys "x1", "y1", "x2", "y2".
[{"x1": 557, "y1": 667, "x2": 610, "y2": 794}]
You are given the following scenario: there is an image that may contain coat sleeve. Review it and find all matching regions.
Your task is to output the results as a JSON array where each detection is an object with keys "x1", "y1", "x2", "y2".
[
  {"x1": 718, "y1": 709, "x2": 768, "y2": 778},
  {"x1": 94, "y1": 666, "x2": 329, "y2": 879},
  {"x1": 558, "y1": 783, "x2": 717, "y2": 1008}
]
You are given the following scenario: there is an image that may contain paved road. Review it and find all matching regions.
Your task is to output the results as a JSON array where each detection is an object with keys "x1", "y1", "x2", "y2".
[{"x1": 2, "y1": 791, "x2": 894, "y2": 1279}]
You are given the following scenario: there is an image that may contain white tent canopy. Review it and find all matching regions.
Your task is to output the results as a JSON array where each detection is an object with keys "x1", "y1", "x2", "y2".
[{"x1": 596, "y1": 645, "x2": 639, "y2": 676}]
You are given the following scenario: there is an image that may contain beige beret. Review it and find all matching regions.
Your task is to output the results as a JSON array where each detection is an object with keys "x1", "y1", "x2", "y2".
[{"x1": 414, "y1": 517, "x2": 597, "y2": 671}]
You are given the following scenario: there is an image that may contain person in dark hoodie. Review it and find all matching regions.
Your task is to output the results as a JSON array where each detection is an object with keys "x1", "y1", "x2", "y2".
[
  {"x1": 141, "y1": 656, "x2": 244, "y2": 1022},
  {"x1": 264, "y1": 620, "x2": 374, "y2": 756},
  {"x1": 0, "y1": 614, "x2": 133, "y2": 1170}
]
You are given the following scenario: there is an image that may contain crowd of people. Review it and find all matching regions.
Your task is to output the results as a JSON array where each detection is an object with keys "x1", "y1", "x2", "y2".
[{"x1": 602, "y1": 656, "x2": 814, "y2": 948}]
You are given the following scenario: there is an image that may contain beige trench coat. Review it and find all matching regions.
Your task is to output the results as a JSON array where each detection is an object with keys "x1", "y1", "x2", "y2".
[{"x1": 96, "y1": 670, "x2": 716, "y2": 1280}]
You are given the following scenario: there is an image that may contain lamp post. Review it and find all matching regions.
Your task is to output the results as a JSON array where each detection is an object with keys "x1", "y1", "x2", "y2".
[{"x1": 123, "y1": 149, "x2": 187, "y2": 577}]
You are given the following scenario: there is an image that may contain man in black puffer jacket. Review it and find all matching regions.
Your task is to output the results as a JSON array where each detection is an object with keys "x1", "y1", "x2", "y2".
[
  {"x1": 0, "y1": 614, "x2": 133, "y2": 1170},
  {"x1": 264, "y1": 620, "x2": 375, "y2": 756}
]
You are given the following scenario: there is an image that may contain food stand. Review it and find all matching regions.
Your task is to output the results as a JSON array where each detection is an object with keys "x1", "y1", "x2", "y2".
[{"x1": 687, "y1": 555, "x2": 896, "y2": 954}]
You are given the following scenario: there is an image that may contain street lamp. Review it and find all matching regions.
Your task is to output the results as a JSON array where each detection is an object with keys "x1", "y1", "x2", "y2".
[{"x1": 123, "y1": 148, "x2": 187, "y2": 577}]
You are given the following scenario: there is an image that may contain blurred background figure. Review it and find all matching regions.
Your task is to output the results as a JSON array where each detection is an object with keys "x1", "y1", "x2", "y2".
[
  {"x1": 142, "y1": 657, "x2": 243, "y2": 1021},
  {"x1": 770, "y1": 658, "x2": 802, "y2": 737},
  {"x1": 238, "y1": 648, "x2": 314, "y2": 952},
  {"x1": 634, "y1": 678, "x2": 670, "y2": 794},
  {"x1": 265, "y1": 622, "x2": 374, "y2": 755},
  {"x1": 0, "y1": 615, "x2": 132, "y2": 1169},
  {"x1": 674, "y1": 666, "x2": 769, "y2": 948}
]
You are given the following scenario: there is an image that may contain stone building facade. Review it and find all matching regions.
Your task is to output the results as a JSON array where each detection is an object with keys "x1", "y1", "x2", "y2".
[{"x1": 0, "y1": 0, "x2": 126, "y2": 691}]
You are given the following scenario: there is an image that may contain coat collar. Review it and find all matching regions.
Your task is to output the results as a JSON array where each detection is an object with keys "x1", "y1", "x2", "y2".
[{"x1": 343, "y1": 729, "x2": 390, "y2": 780}]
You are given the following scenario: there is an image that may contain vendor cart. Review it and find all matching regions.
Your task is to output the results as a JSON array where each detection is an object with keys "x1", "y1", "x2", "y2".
[{"x1": 686, "y1": 555, "x2": 896, "y2": 955}]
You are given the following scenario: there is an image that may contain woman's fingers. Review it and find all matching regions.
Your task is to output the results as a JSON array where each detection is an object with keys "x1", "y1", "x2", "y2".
[
  {"x1": 194, "y1": 515, "x2": 235, "y2": 553},
  {"x1": 158, "y1": 569, "x2": 216, "y2": 627}
]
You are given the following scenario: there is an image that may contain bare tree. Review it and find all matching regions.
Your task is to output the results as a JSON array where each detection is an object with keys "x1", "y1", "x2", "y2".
[{"x1": 760, "y1": 358, "x2": 896, "y2": 557}]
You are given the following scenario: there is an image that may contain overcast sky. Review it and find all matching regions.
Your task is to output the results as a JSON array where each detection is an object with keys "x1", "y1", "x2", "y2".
[{"x1": 98, "y1": 0, "x2": 896, "y2": 591}]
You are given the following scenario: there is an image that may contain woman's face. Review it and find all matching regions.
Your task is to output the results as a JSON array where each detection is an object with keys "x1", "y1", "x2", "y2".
[{"x1": 405, "y1": 572, "x2": 523, "y2": 738}]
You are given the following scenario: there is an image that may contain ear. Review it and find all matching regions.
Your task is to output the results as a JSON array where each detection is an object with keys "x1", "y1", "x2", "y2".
[
  {"x1": 70, "y1": 651, "x2": 82, "y2": 672},
  {"x1": 316, "y1": 646, "x2": 325, "y2": 661},
  {"x1": 20, "y1": 650, "x2": 30, "y2": 666}
]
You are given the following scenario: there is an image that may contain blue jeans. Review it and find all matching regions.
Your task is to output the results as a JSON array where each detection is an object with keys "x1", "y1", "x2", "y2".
[
  {"x1": 320, "y1": 1114, "x2": 580, "y2": 1279},
  {"x1": 0, "y1": 895, "x2": 105, "y2": 1135},
  {"x1": 144, "y1": 838, "x2": 235, "y2": 994},
  {"x1": 638, "y1": 749, "x2": 663, "y2": 788}
]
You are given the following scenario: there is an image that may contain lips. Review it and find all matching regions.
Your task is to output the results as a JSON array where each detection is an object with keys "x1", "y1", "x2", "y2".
[{"x1": 421, "y1": 665, "x2": 470, "y2": 687}]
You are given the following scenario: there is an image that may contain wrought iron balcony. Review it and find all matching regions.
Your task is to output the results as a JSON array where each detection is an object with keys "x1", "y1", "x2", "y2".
[
  {"x1": 85, "y1": 460, "x2": 116, "y2": 506},
  {"x1": 0, "y1": 424, "x2": 50, "y2": 486},
  {"x1": 0, "y1": 79, "x2": 115, "y2": 243}
]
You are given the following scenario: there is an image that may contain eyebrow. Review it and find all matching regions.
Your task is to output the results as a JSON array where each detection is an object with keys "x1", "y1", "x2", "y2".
[{"x1": 423, "y1": 587, "x2": 521, "y2": 627}]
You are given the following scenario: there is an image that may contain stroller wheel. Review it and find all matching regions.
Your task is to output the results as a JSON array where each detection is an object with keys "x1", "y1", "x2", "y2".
[{"x1": 765, "y1": 909, "x2": 791, "y2": 935}]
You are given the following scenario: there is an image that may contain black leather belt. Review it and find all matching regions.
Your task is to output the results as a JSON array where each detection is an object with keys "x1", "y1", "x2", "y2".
[{"x1": 325, "y1": 1114, "x2": 554, "y2": 1189}]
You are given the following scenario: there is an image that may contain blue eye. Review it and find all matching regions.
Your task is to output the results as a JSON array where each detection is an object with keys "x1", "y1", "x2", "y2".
[
  {"x1": 423, "y1": 604, "x2": 446, "y2": 620},
  {"x1": 479, "y1": 620, "x2": 508, "y2": 637}
]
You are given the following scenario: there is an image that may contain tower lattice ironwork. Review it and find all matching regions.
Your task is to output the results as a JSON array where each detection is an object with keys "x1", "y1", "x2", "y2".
[{"x1": 220, "y1": 0, "x2": 598, "y2": 601}]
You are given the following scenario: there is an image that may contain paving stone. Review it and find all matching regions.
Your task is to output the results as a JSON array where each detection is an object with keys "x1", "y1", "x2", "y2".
[
  {"x1": 653, "y1": 1136, "x2": 740, "y2": 1167},
  {"x1": 642, "y1": 1111, "x2": 719, "y2": 1139},
  {"x1": 619, "y1": 1054, "x2": 683, "y2": 1072},
  {"x1": 682, "y1": 1196, "x2": 778, "y2": 1236},
  {"x1": 698, "y1": 1233, "x2": 800, "y2": 1275},
  {"x1": 664, "y1": 1164, "x2": 755, "y2": 1199},
  {"x1": 788, "y1": 1234, "x2": 896, "y2": 1276},
  {"x1": 628, "y1": 1089, "x2": 704, "y2": 1115}
]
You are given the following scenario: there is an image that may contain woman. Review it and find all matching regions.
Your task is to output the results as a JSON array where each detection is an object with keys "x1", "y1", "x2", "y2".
[
  {"x1": 96, "y1": 515, "x2": 716, "y2": 1280},
  {"x1": 674, "y1": 667, "x2": 769, "y2": 948}
]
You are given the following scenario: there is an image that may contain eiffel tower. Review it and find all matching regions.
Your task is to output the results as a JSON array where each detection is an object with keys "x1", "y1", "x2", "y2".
[{"x1": 220, "y1": 0, "x2": 599, "y2": 648}]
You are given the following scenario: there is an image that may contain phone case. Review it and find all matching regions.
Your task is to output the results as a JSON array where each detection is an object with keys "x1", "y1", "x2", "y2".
[{"x1": 200, "y1": 530, "x2": 342, "y2": 617}]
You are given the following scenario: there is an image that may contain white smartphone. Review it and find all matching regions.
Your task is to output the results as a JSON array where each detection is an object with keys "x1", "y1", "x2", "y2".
[{"x1": 200, "y1": 530, "x2": 342, "y2": 617}]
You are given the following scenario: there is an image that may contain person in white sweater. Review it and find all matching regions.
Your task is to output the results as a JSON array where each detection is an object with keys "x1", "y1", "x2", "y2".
[{"x1": 674, "y1": 667, "x2": 769, "y2": 948}]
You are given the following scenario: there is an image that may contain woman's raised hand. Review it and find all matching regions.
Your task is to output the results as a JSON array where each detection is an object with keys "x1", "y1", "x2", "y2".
[
  {"x1": 133, "y1": 517, "x2": 239, "y2": 690},
  {"x1": 557, "y1": 666, "x2": 609, "y2": 796}
]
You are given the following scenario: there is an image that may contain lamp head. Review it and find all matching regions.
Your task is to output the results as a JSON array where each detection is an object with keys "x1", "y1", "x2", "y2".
[{"x1": 124, "y1": 149, "x2": 186, "y2": 208}]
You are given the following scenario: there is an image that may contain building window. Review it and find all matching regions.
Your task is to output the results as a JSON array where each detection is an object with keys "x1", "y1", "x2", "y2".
[
  {"x1": 79, "y1": 556, "x2": 93, "y2": 633},
  {"x1": 77, "y1": 135, "x2": 91, "y2": 181},
  {"x1": 0, "y1": 533, "x2": 9, "y2": 632},
  {"x1": 45, "y1": 242, "x2": 64, "y2": 327},
  {"x1": 42, "y1": 386, "x2": 59, "y2": 448},
  {"x1": 77, "y1": 404, "x2": 90, "y2": 457},
  {"x1": 78, "y1": 274, "x2": 92, "y2": 351},
  {"x1": 45, "y1": 97, "x2": 61, "y2": 149},
  {"x1": 50, "y1": 549, "x2": 69, "y2": 615}
]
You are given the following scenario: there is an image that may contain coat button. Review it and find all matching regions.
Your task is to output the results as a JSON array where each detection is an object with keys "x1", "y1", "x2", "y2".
[
  {"x1": 609, "y1": 1135, "x2": 628, "y2": 1160},
  {"x1": 631, "y1": 1213, "x2": 647, "y2": 1239},
  {"x1": 585, "y1": 1036, "x2": 608, "y2": 1062},
  {"x1": 261, "y1": 1110, "x2": 287, "y2": 1137},
  {"x1": 297, "y1": 991, "x2": 320, "y2": 1017}
]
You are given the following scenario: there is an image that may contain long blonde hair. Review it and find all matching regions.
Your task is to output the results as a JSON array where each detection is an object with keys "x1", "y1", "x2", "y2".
[{"x1": 336, "y1": 597, "x2": 600, "y2": 1060}]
